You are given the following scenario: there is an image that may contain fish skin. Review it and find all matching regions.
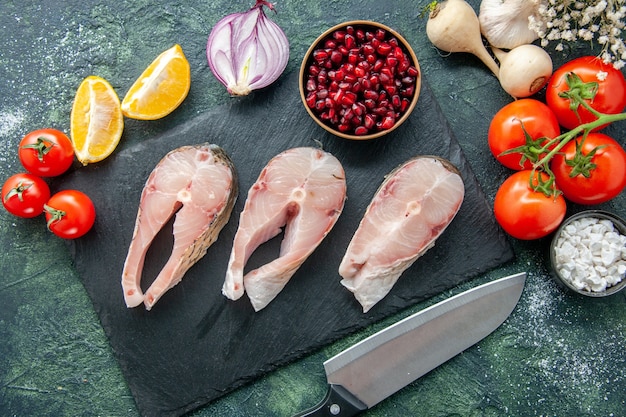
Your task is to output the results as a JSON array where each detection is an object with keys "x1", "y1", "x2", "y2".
[
  {"x1": 223, "y1": 147, "x2": 347, "y2": 312},
  {"x1": 121, "y1": 143, "x2": 237, "y2": 310},
  {"x1": 339, "y1": 156, "x2": 465, "y2": 313}
]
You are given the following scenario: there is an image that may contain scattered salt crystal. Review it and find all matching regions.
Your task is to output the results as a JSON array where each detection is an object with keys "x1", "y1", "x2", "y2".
[{"x1": 553, "y1": 216, "x2": 626, "y2": 293}]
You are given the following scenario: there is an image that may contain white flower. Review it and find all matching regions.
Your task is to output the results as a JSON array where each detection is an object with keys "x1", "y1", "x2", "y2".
[
  {"x1": 532, "y1": 0, "x2": 626, "y2": 68},
  {"x1": 596, "y1": 70, "x2": 608, "y2": 80}
]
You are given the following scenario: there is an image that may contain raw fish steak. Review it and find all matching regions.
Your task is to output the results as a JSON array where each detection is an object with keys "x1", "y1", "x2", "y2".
[
  {"x1": 339, "y1": 156, "x2": 465, "y2": 312},
  {"x1": 121, "y1": 143, "x2": 238, "y2": 310},
  {"x1": 222, "y1": 147, "x2": 347, "y2": 311}
]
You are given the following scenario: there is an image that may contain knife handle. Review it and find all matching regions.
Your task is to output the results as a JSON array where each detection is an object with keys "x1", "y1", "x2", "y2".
[{"x1": 292, "y1": 384, "x2": 367, "y2": 417}]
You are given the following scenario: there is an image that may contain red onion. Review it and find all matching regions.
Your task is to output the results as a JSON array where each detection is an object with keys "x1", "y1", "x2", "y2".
[{"x1": 206, "y1": 0, "x2": 289, "y2": 96}]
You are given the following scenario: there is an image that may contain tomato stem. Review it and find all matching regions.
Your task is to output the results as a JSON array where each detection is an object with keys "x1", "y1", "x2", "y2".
[
  {"x1": 43, "y1": 204, "x2": 66, "y2": 230},
  {"x1": 21, "y1": 137, "x2": 55, "y2": 162},
  {"x1": 4, "y1": 181, "x2": 32, "y2": 203}
]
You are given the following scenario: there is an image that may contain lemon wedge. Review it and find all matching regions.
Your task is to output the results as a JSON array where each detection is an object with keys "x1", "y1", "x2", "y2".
[
  {"x1": 70, "y1": 75, "x2": 124, "y2": 165},
  {"x1": 121, "y1": 44, "x2": 191, "y2": 120}
]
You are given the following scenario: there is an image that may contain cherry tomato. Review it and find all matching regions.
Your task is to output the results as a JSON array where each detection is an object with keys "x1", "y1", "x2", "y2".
[
  {"x1": 18, "y1": 128, "x2": 74, "y2": 177},
  {"x1": 546, "y1": 56, "x2": 626, "y2": 131},
  {"x1": 488, "y1": 99, "x2": 561, "y2": 170},
  {"x1": 494, "y1": 170, "x2": 566, "y2": 240},
  {"x1": 551, "y1": 133, "x2": 626, "y2": 205},
  {"x1": 1, "y1": 173, "x2": 51, "y2": 218},
  {"x1": 44, "y1": 190, "x2": 95, "y2": 239}
]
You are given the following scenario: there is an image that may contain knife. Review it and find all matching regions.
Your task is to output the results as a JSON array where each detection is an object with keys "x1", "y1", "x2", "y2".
[{"x1": 292, "y1": 272, "x2": 526, "y2": 417}]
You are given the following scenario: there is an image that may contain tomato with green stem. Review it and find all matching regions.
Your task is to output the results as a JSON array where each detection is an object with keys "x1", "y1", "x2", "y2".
[
  {"x1": 551, "y1": 132, "x2": 626, "y2": 205},
  {"x1": 494, "y1": 170, "x2": 566, "y2": 240},
  {"x1": 44, "y1": 190, "x2": 95, "y2": 239},
  {"x1": 546, "y1": 56, "x2": 626, "y2": 131},
  {"x1": 2, "y1": 173, "x2": 51, "y2": 218},
  {"x1": 18, "y1": 128, "x2": 74, "y2": 177},
  {"x1": 488, "y1": 99, "x2": 561, "y2": 170}
]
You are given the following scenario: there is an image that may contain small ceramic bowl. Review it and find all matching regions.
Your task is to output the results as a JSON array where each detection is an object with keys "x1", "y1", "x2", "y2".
[
  {"x1": 550, "y1": 210, "x2": 626, "y2": 297},
  {"x1": 299, "y1": 20, "x2": 421, "y2": 140}
]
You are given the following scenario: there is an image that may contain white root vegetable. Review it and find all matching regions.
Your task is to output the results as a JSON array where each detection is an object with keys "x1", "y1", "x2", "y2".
[
  {"x1": 479, "y1": 0, "x2": 540, "y2": 50},
  {"x1": 426, "y1": 0, "x2": 499, "y2": 76},
  {"x1": 493, "y1": 44, "x2": 552, "y2": 98}
]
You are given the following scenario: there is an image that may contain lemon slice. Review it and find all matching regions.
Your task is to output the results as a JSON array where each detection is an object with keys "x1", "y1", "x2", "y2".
[
  {"x1": 70, "y1": 75, "x2": 124, "y2": 165},
  {"x1": 121, "y1": 44, "x2": 191, "y2": 120}
]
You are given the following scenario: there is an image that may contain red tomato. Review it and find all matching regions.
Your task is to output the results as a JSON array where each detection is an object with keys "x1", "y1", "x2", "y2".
[
  {"x1": 546, "y1": 56, "x2": 626, "y2": 131},
  {"x1": 488, "y1": 99, "x2": 561, "y2": 170},
  {"x1": 1, "y1": 173, "x2": 51, "y2": 218},
  {"x1": 551, "y1": 133, "x2": 626, "y2": 205},
  {"x1": 494, "y1": 170, "x2": 566, "y2": 240},
  {"x1": 44, "y1": 190, "x2": 95, "y2": 239},
  {"x1": 18, "y1": 128, "x2": 74, "y2": 177}
]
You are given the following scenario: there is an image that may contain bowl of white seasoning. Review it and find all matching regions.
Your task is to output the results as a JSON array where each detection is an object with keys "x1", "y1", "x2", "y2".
[{"x1": 550, "y1": 210, "x2": 626, "y2": 297}]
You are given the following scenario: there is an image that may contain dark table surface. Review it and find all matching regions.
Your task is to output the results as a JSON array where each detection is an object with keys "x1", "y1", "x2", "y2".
[{"x1": 1, "y1": 1, "x2": 625, "y2": 416}]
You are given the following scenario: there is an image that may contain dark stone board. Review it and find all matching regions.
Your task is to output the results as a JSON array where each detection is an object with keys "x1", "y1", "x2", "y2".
[{"x1": 58, "y1": 72, "x2": 514, "y2": 417}]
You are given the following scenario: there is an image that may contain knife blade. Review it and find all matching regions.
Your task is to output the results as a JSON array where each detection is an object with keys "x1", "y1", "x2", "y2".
[{"x1": 292, "y1": 272, "x2": 526, "y2": 417}]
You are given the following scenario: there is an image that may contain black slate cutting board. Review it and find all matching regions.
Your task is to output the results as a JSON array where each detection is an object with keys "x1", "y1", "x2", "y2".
[{"x1": 60, "y1": 72, "x2": 514, "y2": 417}]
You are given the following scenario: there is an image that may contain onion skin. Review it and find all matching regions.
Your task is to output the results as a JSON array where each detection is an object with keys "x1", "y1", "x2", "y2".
[{"x1": 207, "y1": 1, "x2": 289, "y2": 96}]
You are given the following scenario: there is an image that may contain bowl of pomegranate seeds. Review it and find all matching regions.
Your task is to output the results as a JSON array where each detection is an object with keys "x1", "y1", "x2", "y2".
[{"x1": 299, "y1": 21, "x2": 421, "y2": 140}]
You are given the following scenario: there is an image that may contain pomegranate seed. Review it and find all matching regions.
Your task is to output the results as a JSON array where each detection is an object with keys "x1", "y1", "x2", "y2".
[
  {"x1": 342, "y1": 91, "x2": 357, "y2": 106},
  {"x1": 366, "y1": 54, "x2": 377, "y2": 64},
  {"x1": 344, "y1": 73, "x2": 358, "y2": 84},
  {"x1": 371, "y1": 38, "x2": 380, "y2": 49},
  {"x1": 339, "y1": 45, "x2": 349, "y2": 56},
  {"x1": 333, "y1": 30, "x2": 346, "y2": 41},
  {"x1": 401, "y1": 85, "x2": 415, "y2": 97},
  {"x1": 345, "y1": 34, "x2": 356, "y2": 49},
  {"x1": 338, "y1": 123, "x2": 351, "y2": 132},
  {"x1": 351, "y1": 81, "x2": 362, "y2": 93},
  {"x1": 398, "y1": 58, "x2": 410, "y2": 73},
  {"x1": 365, "y1": 31, "x2": 374, "y2": 41},
  {"x1": 329, "y1": 80, "x2": 339, "y2": 91},
  {"x1": 373, "y1": 59, "x2": 384, "y2": 72},
  {"x1": 364, "y1": 98, "x2": 376, "y2": 109},
  {"x1": 393, "y1": 47, "x2": 403, "y2": 60},
  {"x1": 354, "y1": 126, "x2": 369, "y2": 135},
  {"x1": 375, "y1": 29, "x2": 386, "y2": 40},
  {"x1": 377, "y1": 42, "x2": 392, "y2": 56},
  {"x1": 385, "y1": 84, "x2": 397, "y2": 95},
  {"x1": 364, "y1": 114, "x2": 376, "y2": 129},
  {"x1": 356, "y1": 28, "x2": 365, "y2": 40},
  {"x1": 306, "y1": 92, "x2": 316, "y2": 108},
  {"x1": 381, "y1": 67, "x2": 394, "y2": 79},
  {"x1": 306, "y1": 79, "x2": 316, "y2": 91},
  {"x1": 389, "y1": 38, "x2": 399, "y2": 47},
  {"x1": 324, "y1": 39, "x2": 337, "y2": 49},
  {"x1": 401, "y1": 98, "x2": 410, "y2": 112},
  {"x1": 309, "y1": 65, "x2": 320, "y2": 76},
  {"x1": 348, "y1": 50, "x2": 359, "y2": 64},
  {"x1": 380, "y1": 115, "x2": 395, "y2": 130},
  {"x1": 360, "y1": 78, "x2": 371, "y2": 89},
  {"x1": 353, "y1": 102, "x2": 366, "y2": 116},
  {"x1": 386, "y1": 56, "x2": 398, "y2": 68},
  {"x1": 325, "y1": 97, "x2": 334, "y2": 108},
  {"x1": 315, "y1": 100, "x2": 325, "y2": 111},
  {"x1": 331, "y1": 50, "x2": 343, "y2": 64},
  {"x1": 362, "y1": 44, "x2": 375, "y2": 55},
  {"x1": 313, "y1": 50, "x2": 328, "y2": 62},
  {"x1": 346, "y1": 25, "x2": 355, "y2": 35},
  {"x1": 363, "y1": 90, "x2": 379, "y2": 100},
  {"x1": 391, "y1": 94, "x2": 401, "y2": 108},
  {"x1": 317, "y1": 89, "x2": 329, "y2": 99},
  {"x1": 407, "y1": 66, "x2": 419, "y2": 77}
]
